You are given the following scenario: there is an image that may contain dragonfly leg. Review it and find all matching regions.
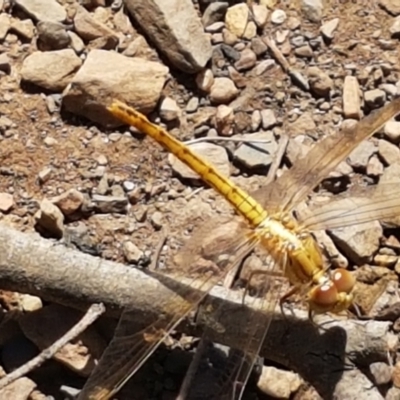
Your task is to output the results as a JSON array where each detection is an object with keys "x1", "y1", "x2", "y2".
[
  {"x1": 241, "y1": 269, "x2": 285, "y2": 305},
  {"x1": 279, "y1": 285, "x2": 302, "y2": 320}
]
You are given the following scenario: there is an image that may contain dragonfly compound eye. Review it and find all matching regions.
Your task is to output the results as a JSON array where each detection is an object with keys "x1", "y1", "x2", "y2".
[
  {"x1": 311, "y1": 281, "x2": 338, "y2": 307},
  {"x1": 331, "y1": 268, "x2": 355, "y2": 294}
]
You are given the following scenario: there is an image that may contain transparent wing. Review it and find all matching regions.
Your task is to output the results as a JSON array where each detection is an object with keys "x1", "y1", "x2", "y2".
[
  {"x1": 299, "y1": 182, "x2": 400, "y2": 231},
  {"x1": 252, "y1": 98, "x2": 400, "y2": 214},
  {"x1": 180, "y1": 251, "x2": 288, "y2": 400},
  {"x1": 78, "y1": 218, "x2": 260, "y2": 400}
]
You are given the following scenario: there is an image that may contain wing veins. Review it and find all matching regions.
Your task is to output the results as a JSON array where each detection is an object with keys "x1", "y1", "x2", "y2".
[
  {"x1": 252, "y1": 98, "x2": 400, "y2": 213},
  {"x1": 79, "y1": 229, "x2": 260, "y2": 400},
  {"x1": 301, "y1": 183, "x2": 400, "y2": 231}
]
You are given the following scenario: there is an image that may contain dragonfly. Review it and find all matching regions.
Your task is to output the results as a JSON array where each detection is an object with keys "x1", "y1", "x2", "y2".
[{"x1": 78, "y1": 97, "x2": 400, "y2": 399}]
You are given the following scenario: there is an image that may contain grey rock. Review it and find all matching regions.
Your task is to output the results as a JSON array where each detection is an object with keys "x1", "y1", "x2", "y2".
[
  {"x1": 234, "y1": 131, "x2": 277, "y2": 169},
  {"x1": 169, "y1": 142, "x2": 230, "y2": 179},
  {"x1": 124, "y1": 0, "x2": 212, "y2": 73},
  {"x1": 301, "y1": 0, "x2": 323, "y2": 22},
  {"x1": 92, "y1": 194, "x2": 128, "y2": 214}
]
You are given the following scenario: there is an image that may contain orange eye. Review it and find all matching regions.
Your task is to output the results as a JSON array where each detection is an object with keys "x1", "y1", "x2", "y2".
[
  {"x1": 311, "y1": 282, "x2": 338, "y2": 306},
  {"x1": 332, "y1": 268, "x2": 355, "y2": 294}
]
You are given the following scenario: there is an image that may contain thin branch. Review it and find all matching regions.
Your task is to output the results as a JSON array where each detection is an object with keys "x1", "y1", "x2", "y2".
[
  {"x1": 0, "y1": 303, "x2": 105, "y2": 390},
  {"x1": 149, "y1": 229, "x2": 167, "y2": 271}
]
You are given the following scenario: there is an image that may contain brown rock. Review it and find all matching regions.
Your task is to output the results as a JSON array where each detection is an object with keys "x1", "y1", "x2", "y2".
[
  {"x1": 307, "y1": 66, "x2": 333, "y2": 97},
  {"x1": 0, "y1": 192, "x2": 14, "y2": 212},
  {"x1": 51, "y1": 189, "x2": 85, "y2": 215},
  {"x1": 62, "y1": 50, "x2": 168, "y2": 127},
  {"x1": 74, "y1": 5, "x2": 118, "y2": 41},
  {"x1": 0, "y1": 377, "x2": 36, "y2": 400},
  {"x1": 379, "y1": 0, "x2": 400, "y2": 15},
  {"x1": 20, "y1": 49, "x2": 82, "y2": 92},
  {"x1": 209, "y1": 77, "x2": 239, "y2": 104},
  {"x1": 34, "y1": 198, "x2": 64, "y2": 238}
]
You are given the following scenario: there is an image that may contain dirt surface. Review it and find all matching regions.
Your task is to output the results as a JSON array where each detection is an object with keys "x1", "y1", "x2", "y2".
[{"x1": 2, "y1": 0, "x2": 400, "y2": 399}]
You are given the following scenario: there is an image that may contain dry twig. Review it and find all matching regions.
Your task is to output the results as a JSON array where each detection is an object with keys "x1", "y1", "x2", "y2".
[{"x1": 0, "y1": 303, "x2": 105, "y2": 390}]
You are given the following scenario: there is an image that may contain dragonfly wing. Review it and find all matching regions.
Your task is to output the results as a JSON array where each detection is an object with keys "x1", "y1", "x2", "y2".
[
  {"x1": 180, "y1": 250, "x2": 288, "y2": 400},
  {"x1": 299, "y1": 183, "x2": 400, "y2": 231},
  {"x1": 252, "y1": 98, "x2": 400, "y2": 214},
  {"x1": 78, "y1": 219, "x2": 259, "y2": 400}
]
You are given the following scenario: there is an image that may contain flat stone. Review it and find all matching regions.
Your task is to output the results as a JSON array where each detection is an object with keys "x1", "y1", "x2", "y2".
[
  {"x1": 271, "y1": 9, "x2": 287, "y2": 24},
  {"x1": 348, "y1": 141, "x2": 376, "y2": 172},
  {"x1": 10, "y1": 18, "x2": 35, "y2": 40},
  {"x1": 307, "y1": 66, "x2": 333, "y2": 97},
  {"x1": 169, "y1": 142, "x2": 230, "y2": 180},
  {"x1": 124, "y1": 0, "x2": 212, "y2": 73},
  {"x1": 74, "y1": 5, "x2": 118, "y2": 41},
  {"x1": 234, "y1": 131, "x2": 277, "y2": 169},
  {"x1": 389, "y1": 16, "x2": 400, "y2": 37},
  {"x1": 288, "y1": 112, "x2": 316, "y2": 136},
  {"x1": 258, "y1": 366, "x2": 303, "y2": 398},
  {"x1": 343, "y1": 76, "x2": 361, "y2": 119},
  {"x1": 255, "y1": 59, "x2": 276, "y2": 76},
  {"x1": 379, "y1": 0, "x2": 400, "y2": 15},
  {"x1": 369, "y1": 362, "x2": 392, "y2": 385},
  {"x1": 37, "y1": 21, "x2": 70, "y2": 50},
  {"x1": 330, "y1": 212, "x2": 382, "y2": 264},
  {"x1": 252, "y1": 4, "x2": 269, "y2": 28},
  {"x1": 364, "y1": 89, "x2": 386, "y2": 109},
  {"x1": 378, "y1": 139, "x2": 400, "y2": 165},
  {"x1": 20, "y1": 294, "x2": 42, "y2": 312},
  {"x1": 34, "y1": 198, "x2": 64, "y2": 238},
  {"x1": 251, "y1": 37, "x2": 268, "y2": 56},
  {"x1": 243, "y1": 20, "x2": 257, "y2": 39},
  {"x1": 366, "y1": 155, "x2": 383, "y2": 177},
  {"x1": 159, "y1": 97, "x2": 180, "y2": 121},
  {"x1": 196, "y1": 69, "x2": 214, "y2": 92},
  {"x1": 51, "y1": 189, "x2": 85, "y2": 215},
  {"x1": 0, "y1": 192, "x2": 13, "y2": 212},
  {"x1": 215, "y1": 104, "x2": 234, "y2": 136},
  {"x1": 295, "y1": 44, "x2": 313, "y2": 58},
  {"x1": 301, "y1": 0, "x2": 323, "y2": 22},
  {"x1": 92, "y1": 195, "x2": 128, "y2": 213},
  {"x1": 321, "y1": 18, "x2": 339, "y2": 40},
  {"x1": 63, "y1": 49, "x2": 168, "y2": 127},
  {"x1": 0, "y1": 13, "x2": 10, "y2": 40},
  {"x1": 20, "y1": 49, "x2": 82, "y2": 91},
  {"x1": 13, "y1": 0, "x2": 66, "y2": 22},
  {"x1": 260, "y1": 109, "x2": 277, "y2": 129},
  {"x1": 123, "y1": 241, "x2": 144, "y2": 264},
  {"x1": 225, "y1": 3, "x2": 249, "y2": 37},
  {"x1": 209, "y1": 77, "x2": 238, "y2": 104},
  {"x1": 68, "y1": 31, "x2": 85, "y2": 53},
  {"x1": 0, "y1": 377, "x2": 36, "y2": 400},
  {"x1": 234, "y1": 48, "x2": 256, "y2": 71},
  {"x1": 384, "y1": 120, "x2": 400, "y2": 142}
]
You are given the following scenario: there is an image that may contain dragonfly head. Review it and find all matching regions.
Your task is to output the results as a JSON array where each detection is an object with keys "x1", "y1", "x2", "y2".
[{"x1": 308, "y1": 268, "x2": 356, "y2": 314}]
